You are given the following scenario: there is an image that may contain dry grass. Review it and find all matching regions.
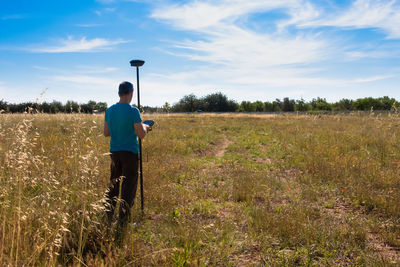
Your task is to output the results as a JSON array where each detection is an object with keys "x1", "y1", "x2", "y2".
[{"x1": 0, "y1": 113, "x2": 399, "y2": 266}]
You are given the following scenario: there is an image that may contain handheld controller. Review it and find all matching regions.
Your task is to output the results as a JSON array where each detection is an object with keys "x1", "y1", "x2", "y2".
[{"x1": 143, "y1": 120, "x2": 154, "y2": 126}]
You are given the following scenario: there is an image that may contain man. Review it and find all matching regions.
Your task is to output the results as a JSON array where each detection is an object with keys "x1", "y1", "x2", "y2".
[{"x1": 103, "y1": 81, "x2": 151, "y2": 224}]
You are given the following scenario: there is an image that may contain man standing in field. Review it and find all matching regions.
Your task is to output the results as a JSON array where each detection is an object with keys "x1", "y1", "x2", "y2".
[{"x1": 103, "y1": 81, "x2": 151, "y2": 224}]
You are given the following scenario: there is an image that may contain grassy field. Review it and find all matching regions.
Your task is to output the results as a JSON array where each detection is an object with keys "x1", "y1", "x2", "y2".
[{"x1": 0, "y1": 113, "x2": 399, "y2": 266}]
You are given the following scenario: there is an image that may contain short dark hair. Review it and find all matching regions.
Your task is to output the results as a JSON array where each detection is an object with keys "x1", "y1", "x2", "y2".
[{"x1": 118, "y1": 81, "x2": 134, "y2": 96}]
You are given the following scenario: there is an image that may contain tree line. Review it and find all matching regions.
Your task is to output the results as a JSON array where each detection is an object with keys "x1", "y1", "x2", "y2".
[
  {"x1": 165, "y1": 93, "x2": 400, "y2": 113},
  {"x1": 1, "y1": 94, "x2": 399, "y2": 114},
  {"x1": 0, "y1": 100, "x2": 107, "y2": 114}
]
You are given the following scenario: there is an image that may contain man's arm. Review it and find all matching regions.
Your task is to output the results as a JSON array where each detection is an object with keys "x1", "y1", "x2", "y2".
[
  {"x1": 134, "y1": 122, "x2": 151, "y2": 139},
  {"x1": 104, "y1": 121, "x2": 110, "y2": 137}
]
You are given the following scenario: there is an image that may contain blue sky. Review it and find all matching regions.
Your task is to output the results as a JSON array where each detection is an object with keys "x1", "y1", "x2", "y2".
[{"x1": 1, "y1": 0, "x2": 399, "y2": 107}]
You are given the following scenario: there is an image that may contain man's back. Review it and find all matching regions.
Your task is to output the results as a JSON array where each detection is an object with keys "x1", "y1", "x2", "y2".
[{"x1": 105, "y1": 103, "x2": 142, "y2": 154}]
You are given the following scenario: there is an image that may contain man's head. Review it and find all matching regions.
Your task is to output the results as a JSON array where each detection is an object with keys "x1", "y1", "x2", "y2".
[
  {"x1": 118, "y1": 81, "x2": 134, "y2": 103},
  {"x1": 119, "y1": 81, "x2": 134, "y2": 96}
]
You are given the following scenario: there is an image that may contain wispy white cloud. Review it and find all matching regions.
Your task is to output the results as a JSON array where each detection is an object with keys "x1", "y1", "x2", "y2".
[
  {"x1": 28, "y1": 36, "x2": 128, "y2": 53},
  {"x1": 151, "y1": 0, "x2": 330, "y2": 65},
  {"x1": 33, "y1": 65, "x2": 118, "y2": 74},
  {"x1": 151, "y1": 0, "x2": 400, "y2": 68},
  {"x1": 76, "y1": 65, "x2": 119, "y2": 74},
  {"x1": 298, "y1": 0, "x2": 400, "y2": 39},
  {"x1": 51, "y1": 75, "x2": 116, "y2": 86},
  {"x1": 353, "y1": 75, "x2": 394, "y2": 83},
  {"x1": 33, "y1": 66, "x2": 53, "y2": 71},
  {"x1": 277, "y1": 1, "x2": 321, "y2": 31},
  {"x1": 151, "y1": 0, "x2": 300, "y2": 31},
  {"x1": 150, "y1": 0, "x2": 334, "y2": 94},
  {"x1": 345, "y1": 49, "x2": 399, "y2": 59},
  {"x1": 149, "y1": 0, "x2": 400, "y2": 101},
  {"x1": 94, "y1": 6, "x2": 117, "y2": 16},
  {"x1": 174, "y1": 30, "x2": 327, "y2": 67}
]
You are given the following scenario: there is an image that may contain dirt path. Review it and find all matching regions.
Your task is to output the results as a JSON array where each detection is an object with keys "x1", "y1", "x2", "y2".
[
  {"x1": 214, "y1": 138, "x2": 232, "y2": 157},
  {"x1": 197, "y1": 136, "x2": 262, "y2": 264},
  {"x1": 197, "y1": 137, "x2": 233, "y2": 157}
]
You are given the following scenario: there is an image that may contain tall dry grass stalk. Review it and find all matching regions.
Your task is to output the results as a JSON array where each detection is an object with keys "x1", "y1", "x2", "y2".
[{"x1": 0, "y1": 114, "x2": 109, "y2": 265}]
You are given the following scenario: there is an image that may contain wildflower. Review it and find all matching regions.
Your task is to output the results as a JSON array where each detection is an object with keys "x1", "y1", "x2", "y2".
[{"x1": 389, "y1": 161, "x2": 400, "y2": 168}]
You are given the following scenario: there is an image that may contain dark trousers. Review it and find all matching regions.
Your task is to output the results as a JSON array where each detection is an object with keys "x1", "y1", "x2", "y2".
[{"x1": 105, "y1": 151, "x2": 139, "y2": 222}]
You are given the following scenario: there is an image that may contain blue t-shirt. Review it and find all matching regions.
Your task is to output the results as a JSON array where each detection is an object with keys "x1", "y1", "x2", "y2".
[{"x1": 105, "y1": 103, "x2": 142, "y2": 154}]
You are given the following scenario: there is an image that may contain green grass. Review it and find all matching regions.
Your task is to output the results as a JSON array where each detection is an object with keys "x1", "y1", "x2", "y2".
[{"x1": 0, "y1": 113, "x2": 399, "y2": 266}]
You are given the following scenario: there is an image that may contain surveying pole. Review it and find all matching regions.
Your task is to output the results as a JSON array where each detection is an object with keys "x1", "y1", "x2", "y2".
[{"x1": 130, "y1": 59, "x2": 145, "y2": 215}]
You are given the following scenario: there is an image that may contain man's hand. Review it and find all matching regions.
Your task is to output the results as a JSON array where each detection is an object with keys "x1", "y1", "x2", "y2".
[
  {"x1": 145, "y1": 124, "x2": 152, "y2": 132},
  {"x1": 134, "y1": 122, "x2": 152, "y2": 139}
]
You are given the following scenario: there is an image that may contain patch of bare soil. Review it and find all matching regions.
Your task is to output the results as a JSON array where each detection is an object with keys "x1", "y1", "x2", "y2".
[
  {"x1": 325, "y1": 200, "x2": 354, "y2": 219},
  {"x1": 217, "y1": 205, "x2": 236, "y2": 222},
  {"x1": 366, "y1": 232, "x2": 399, "y2": 263},
  {"x1": 230, "y1": 244, "x2": 261, "y2": 266},
  {"x1": 197, "y1": 138, "x2": 233, "y2": 157},
  {"x1": 325, "y1": 200, "x2": 399, "y2": 264},
  {"x1": 252, "y1": 157, "x2": 275, "y2": 164},
  {"x1": 215, "y1": 138, "x2": 232, "y2": 157}
]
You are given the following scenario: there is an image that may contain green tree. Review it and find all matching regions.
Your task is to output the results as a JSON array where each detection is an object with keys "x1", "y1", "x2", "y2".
[
  {"x1": 380, "y1": 96, "x2": 397, "y2": 110},
  {"x1": 172, "y1": 94, "x2": 201, "y2": 112},
  {"x1": 65, "y1": 100, "x2": 79, "y2": 113},
  {"x1": 95, "y1": 102, "x2": 107, "y2": 112},
  {"x1": 295, "y1": 99, "x2": 309, "y2": 112},
  {"x1": 40, "y1": 102, "x2": 51, "y2": 113},
  {"x1": 263, "y1": 101, "x2": 274, "y2": 112},
  {"x1": 310, "y1": 97, "x2": 331, "y2": 111},
  {"x1": 282, "y1": 97, "x2": 295, "y2": 112},
  {"x1": 332, "y1": 99, "x2": 354, "y2": 111},
  {"x1": 253, "y1": 101, "x2": 264, "y2": 112},
  {"x1": 354, "y1": 97, "x2": 382, "y2": 111},
  {"x1": 238, "y1": 101, "x2": 256, "y2": 112},
  {"x1": 50, "y1": 101, "x2": 63, "y2": 113},
  {"x1": 272, "y1": 99, "x2": 282, "y2": 112},
  {"x1": 202, "y1": 92, "x2": 237, "y2": 112}
]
